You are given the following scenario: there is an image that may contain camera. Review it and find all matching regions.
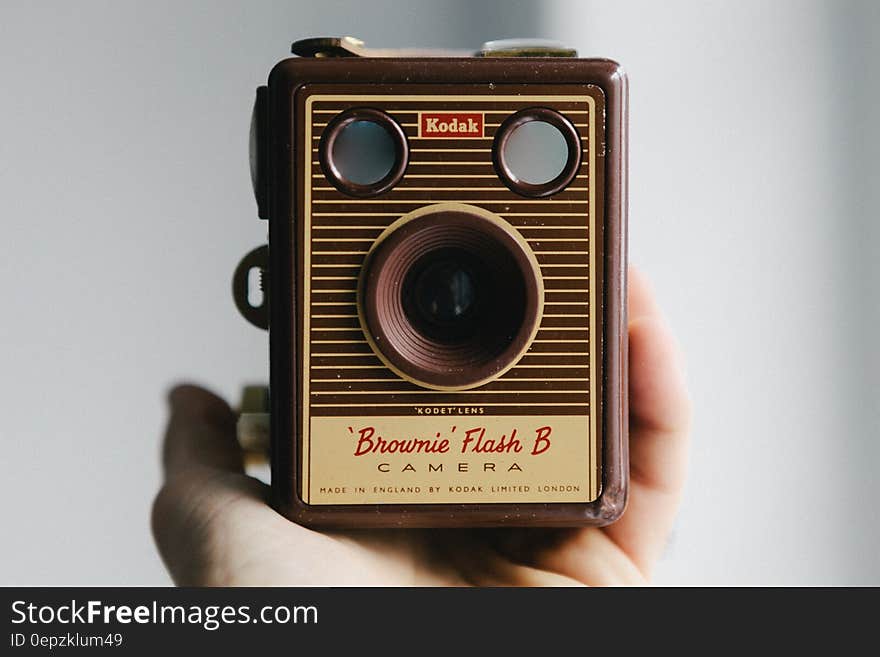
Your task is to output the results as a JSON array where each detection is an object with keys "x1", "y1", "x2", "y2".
[{"x1": 233, "y1": 37, "x2": 628, "y2": 528}]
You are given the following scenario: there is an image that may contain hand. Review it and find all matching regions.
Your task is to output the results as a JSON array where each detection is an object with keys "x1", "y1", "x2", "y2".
[{"x1": 151, "y1": 267, "x2": 691, "y2": 586}]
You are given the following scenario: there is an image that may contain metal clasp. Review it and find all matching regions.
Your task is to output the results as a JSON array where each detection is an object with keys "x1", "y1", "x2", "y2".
[
  {"x1": 290, "y1": 36, "x2": 577, "y2": 59},
  {"x1": 291, "y1": 36, "x2": 469, "y2": 58}
]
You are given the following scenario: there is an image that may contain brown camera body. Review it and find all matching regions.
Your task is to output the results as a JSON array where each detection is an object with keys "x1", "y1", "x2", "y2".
[{"x1": 242, "y1": 39, "x2": 629, "y2": 528}]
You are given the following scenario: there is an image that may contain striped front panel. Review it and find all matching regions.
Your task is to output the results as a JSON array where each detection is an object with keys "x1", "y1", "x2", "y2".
[{"x1": 302, "y1": 89, "x2": 599, "y2": 419}]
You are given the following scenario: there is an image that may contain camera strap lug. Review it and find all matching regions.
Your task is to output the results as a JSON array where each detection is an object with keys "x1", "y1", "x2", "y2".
[{"x1": 232, "y1": 244, "x2": 269, "y2": 330}]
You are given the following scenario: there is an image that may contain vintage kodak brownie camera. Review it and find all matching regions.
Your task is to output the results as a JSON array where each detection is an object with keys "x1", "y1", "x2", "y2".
[{"x1": 233, "y1": 37, "x2": 628, "y2": 528}]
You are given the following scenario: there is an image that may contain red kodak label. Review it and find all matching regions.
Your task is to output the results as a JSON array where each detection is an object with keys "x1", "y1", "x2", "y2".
[{"x1": 419, "y1": 112, "x2": 484, "y2": 138}]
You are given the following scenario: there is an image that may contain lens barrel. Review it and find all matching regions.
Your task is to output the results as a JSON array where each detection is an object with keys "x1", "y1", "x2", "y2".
[{"x1": 358, "y1": 204, "x2": 543, "y2": 390}]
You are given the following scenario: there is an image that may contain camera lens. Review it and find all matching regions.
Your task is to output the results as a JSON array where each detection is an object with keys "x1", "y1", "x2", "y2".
[
  {"x1": 359, "y1": 204, "x2": 543, "y2": 391},
  {"x1": 403, "y1": 249, "x2": 480, "y2": 342},
  {"x1": 416, "y1": 261, "x2": 475, "y2": 324}
]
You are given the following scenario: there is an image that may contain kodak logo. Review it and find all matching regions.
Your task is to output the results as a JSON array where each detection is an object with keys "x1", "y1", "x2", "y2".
[{"x1": 419, "y1": 112, "x2": 484, "y2": 138}]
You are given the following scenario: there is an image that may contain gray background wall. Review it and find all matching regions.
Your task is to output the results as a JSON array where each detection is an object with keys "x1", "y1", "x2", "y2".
[{"x1": 1, "y1": 1, "x2": 877, "y2": 585}]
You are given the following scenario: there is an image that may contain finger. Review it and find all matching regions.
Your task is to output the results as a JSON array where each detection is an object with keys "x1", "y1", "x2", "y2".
[
  {"x1": 162, "y1": 383, "x2": 244, "y2": 478},
  {"x1": 438, "y1": 534, "x2": 588, "y2": 587},
  {"x1": 486, "y1": 528, "x2": 646, "y2": 586},
  {"x1": 627, "y1": 265, "x2": 662, "y2": 322},
  {"x1": 530, "y1": 529, "x2": 647, "y2": 586},
  {"x1": 601, "y1": 268, "x2": 691, "y2": 577},
  {"x1": 151, "y1": 468, "x2": 271, "y2": 585},
  {"x1": 625, "y1": 267, "x2": 691, "y2": 489},
  {"x1": 626, "y1": 316, "x2": 691, "y2": 487},
  {"x1": 465, "y1": 557, "x2": 587, "y2": 587}
]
